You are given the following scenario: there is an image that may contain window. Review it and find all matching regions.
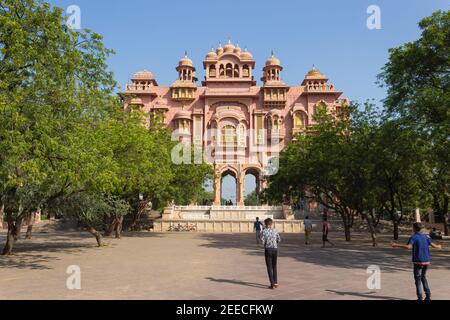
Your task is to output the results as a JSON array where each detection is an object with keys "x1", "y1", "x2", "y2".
[
  {"x1": 243, "y1": 65, "x2": 250, "y2": 77},
  {"x1": 226, "y1": 63, "x2": 233, "y2": 77},
  {"x1": 294, "y1": 112, "x2": 306, "y2": 129},
  {"x1": 234, "y1": 65, "x2": 240, "y2": 77},
  {"x1": 221, "y1": 125, "x2": 237, "y2": 146},
  {"x1": 237, "y1": 124, "x2": 246, "y2": 147},
  {"x1": 209, "y1": 65, "x2": 216, "y2": 78}
]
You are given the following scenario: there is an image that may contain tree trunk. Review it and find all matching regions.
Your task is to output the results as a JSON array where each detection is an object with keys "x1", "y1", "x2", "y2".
[
  {"x1": 25, "y1": 225, "x2": 33, "y2": 240},
  {"x1": 104, "y1": 217, "x2": 116, "y2": 237},
  {"x1": 444, "y1": 213, "x2": 449, "y2": 237},
  {"x1": 0, "y1": 205, "x2": 4, "y2": 229},
  {"x1": 115, "y1": 216, "x2": 124, "y2": 239},
  {"x1": 2, "y1": 220, "x2": 21, "y2": 255},
  {"x1": 13, "y1": 219, "x2": 22, "y2": 241},
  {"x1": 87, "y1": 227, "x2": 104, "y2": 247},
  {"x1": 2, "y1": 224, "x2": 16, "y2": 255},
  {"x1": 363, "y1": 213, "x2": 377, "y2": 247},
  {"x1": 393, "y1": 220, "x2": 399, "y2": 240}
]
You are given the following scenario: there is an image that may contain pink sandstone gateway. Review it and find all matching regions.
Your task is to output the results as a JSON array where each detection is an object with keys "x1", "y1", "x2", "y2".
[{"x1": 121, "y1": 41, "x2": 347, "y2": 211}]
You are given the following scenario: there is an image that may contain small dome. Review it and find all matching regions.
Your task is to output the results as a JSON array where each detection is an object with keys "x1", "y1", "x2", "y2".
[
  {"x1": 179, "y1": 52, "x2": 193, "y2": 67},
  {"x1": 132, "y1": 70, "x2": 155, "y2": 80},
  {"x1": 174, "y1": 110, "x2": 192, "y2": 120},
  {"x1": 240, "y1": 48, "x2": 253, "y2": 59},
  {"x1": 206, "y1": 48, "x2": 218, "y2": 60},
  {"x1": 216, "y1": 43, "x2": 224, "y2": 55},
  {"x1": 224, "y1": 40, "x2": 235, "y2": 53},
  {"x1": 306, "y1": 65, "x2": 323, "y2": 77},
  {"x1": 265, "y1": 52, "x2": 281, "y2": 67},
  {"x1": 233, "y1": 44, "x2": 241, "y2": 54}
]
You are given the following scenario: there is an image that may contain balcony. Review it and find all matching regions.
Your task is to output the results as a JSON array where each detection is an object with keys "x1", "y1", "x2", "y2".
[
  {"x1": 268, "y1": 129, "x2": 285, "y2": 141},
  {"x1": 305, "y1": 83, "x2": 335, "y2": 93}
]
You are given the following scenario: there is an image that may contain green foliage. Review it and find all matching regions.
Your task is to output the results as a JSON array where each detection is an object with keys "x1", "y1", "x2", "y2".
[
  {"x1": 0, "y1": 0, "x2": 214, "y2": 252},
  {"x1": 244, "y1": 191, "x2": 259, "y2": 206},
  {"x1": 379, "y1": 10, "x2": 449, "y2": 233},
  {"x1": 267, "y1": 10, "x2": 450, "y2": 240}
]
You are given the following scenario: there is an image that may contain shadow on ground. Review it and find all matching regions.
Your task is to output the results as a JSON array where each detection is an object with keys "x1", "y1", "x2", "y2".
[
  {"x1": 0, "y1": 232, "x2": 102, "y2": 270},
  {"x1": 205, "y1": 277, "x2": 268, "y2": 289},
  {"x1": 325, "y1": 289, "x2": 407, "y2": 300},
  {"x1": 197, "y1": 233, "x2": 450, "y2": 272}
]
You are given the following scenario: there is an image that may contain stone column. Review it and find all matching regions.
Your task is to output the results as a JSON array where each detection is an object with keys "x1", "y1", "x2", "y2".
[
  {"x1": 415, "y1": 208, "x2": 421, "y2": 223},
  {"x1": 213, "y1": 174, "x2": 221, "y2": 205},
  {"x1": 237, "y1": 173, "x2": 245, "y2": 206}
]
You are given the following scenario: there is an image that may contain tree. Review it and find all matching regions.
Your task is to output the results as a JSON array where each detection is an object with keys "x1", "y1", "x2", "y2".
[
  {"x1": 378, "y1": 10, "x2": 450, "y2": 235},
  {"x1": 368, "y1": 120, "x2": 423, "y2": 239},
  {"x1": 265, "y1": 104, "x2": 361, "y2": 242},
  {"x1": 0, "y1": 0, "x2": 116, "y2": 254}
]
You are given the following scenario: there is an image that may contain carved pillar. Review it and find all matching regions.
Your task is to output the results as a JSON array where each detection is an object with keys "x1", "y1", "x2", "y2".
[
  {"x1": 415, "y1": 208, "x2": 421, "y2": 223},
  {"x1": 237, "y1": 173, "x2": 245, "y2": 206},
  {"x1": 213, "y1": 173, "x2": 221, "y2": 205}
]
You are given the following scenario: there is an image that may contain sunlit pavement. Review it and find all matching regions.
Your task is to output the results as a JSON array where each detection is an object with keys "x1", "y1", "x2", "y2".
[{"x1": 1, "y1": 230, "x2": 449, "y2": 300}]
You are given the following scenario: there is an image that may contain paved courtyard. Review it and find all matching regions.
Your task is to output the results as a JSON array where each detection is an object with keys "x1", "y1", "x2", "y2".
[{"x1": 0, "y1": 229, "x2": 449, "y2": 300}]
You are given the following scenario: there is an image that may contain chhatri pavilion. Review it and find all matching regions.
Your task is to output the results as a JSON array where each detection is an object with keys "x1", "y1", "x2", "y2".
[{"x1": 121, "y1": 41, "x2": 347, "y2": 226}]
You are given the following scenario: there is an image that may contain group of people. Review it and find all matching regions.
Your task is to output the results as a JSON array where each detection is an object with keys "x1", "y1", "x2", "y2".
[{"x1": 253, "y1": 211, "x2": 443, "y2": 300}]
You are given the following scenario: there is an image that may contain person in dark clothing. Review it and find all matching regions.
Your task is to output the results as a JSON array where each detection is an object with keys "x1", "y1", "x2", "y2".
[
  {"x1": 253, "y1": 217, "x2": 264, "y2": 245},
  {"x1": 322, "y1": 214, "x2": 334, "y2": 248},
  {"x1": 260, "y1": 218, "x2": 281, "y2": 289},
  {"x1": 429, "y1": 228, "x2": 442, "y2": 240},
  {"x1": 392, "y1": 222, "x2": 442, "y2": 300}
]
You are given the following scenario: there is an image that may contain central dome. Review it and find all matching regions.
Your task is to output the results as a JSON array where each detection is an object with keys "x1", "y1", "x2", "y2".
[{"x1": 223, "y1": 40, "x2": 235, "y2": 53}]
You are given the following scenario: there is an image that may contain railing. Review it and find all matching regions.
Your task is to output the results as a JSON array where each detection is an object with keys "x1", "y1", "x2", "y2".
[
  {"x1": 126, "y1": 84, "x2": 153, "y2": 91},
  {"x1": 173, "y1": 205, "x2": 283, "y2": 211},
  {"x1": 306, "y1": 83, "x2": 335, "y2": 92}
]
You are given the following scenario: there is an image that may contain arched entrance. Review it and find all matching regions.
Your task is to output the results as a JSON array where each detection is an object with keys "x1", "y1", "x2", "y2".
[
  {"x1": 221, "y1": 169, "x2": 237, "y2": 205},
  {"x1": 244, "y1": 168, "x2": 262, "y2": 206}
]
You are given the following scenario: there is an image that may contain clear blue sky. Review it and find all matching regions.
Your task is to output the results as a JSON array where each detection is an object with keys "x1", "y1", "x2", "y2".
[{"x1": 49, "y1": 0, "x2": 448, "y2": 202}]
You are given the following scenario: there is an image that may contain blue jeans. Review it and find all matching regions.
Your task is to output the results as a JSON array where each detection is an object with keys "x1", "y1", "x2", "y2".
[{"x1": 413, "y1": 264, "x2": 430, "y2": 299}]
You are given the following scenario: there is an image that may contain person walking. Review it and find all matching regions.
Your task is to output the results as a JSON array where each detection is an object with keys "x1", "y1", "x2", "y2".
[
  {"x1": 304, "y1": 216, "x2": 313, "y2": 245},
  {"x1": 260, "y1": 218, "x2": 281, "y2": 289},
  {"x1": 322, "y1": 213, "x2": 334, "y2": 248},
  {"x1": 253, "y1": 217, "x2": 263, "y2": 245},
  {"x1": 392, "y1": 222, "x2": 442, "y2": 300}
]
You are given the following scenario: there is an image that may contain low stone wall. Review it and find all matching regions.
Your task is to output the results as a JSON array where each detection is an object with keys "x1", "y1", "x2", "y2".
[
  {"x1": 163, "y1": 205, "x2": 286, "y2": 221},
  {"x1": 153, "y1": 219, "x2": 304, "y2": 233}
]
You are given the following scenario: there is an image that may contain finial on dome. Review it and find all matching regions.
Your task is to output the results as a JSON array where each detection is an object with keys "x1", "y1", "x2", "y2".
[
  {"x1": 184, "y1": 51, "x2": 188, "y2": 58},
  {"x1": 228, "y1": 39, "x2": 232, "y2": 44},
  {"x1": 271, "y1": 50, "x2": 275, "y2": 57}
]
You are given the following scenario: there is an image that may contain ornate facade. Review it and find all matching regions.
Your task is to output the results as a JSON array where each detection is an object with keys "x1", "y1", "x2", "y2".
[{"x1": 122, "y1": 41, "x2": 347, "y2": 206}]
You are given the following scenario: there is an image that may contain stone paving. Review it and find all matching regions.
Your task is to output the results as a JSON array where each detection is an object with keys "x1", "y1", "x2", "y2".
[{"x1": 0, "y1": 230, "x2": 449, "y2": 300}]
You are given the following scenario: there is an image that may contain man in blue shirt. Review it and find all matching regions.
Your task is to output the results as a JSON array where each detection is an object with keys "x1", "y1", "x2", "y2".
[
  {"x1": 253, "y1": 217, "x2": 263, "y2": 245},
  {"x1": 392, "y1": 222, "x2": 442, "y2": 300}
]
